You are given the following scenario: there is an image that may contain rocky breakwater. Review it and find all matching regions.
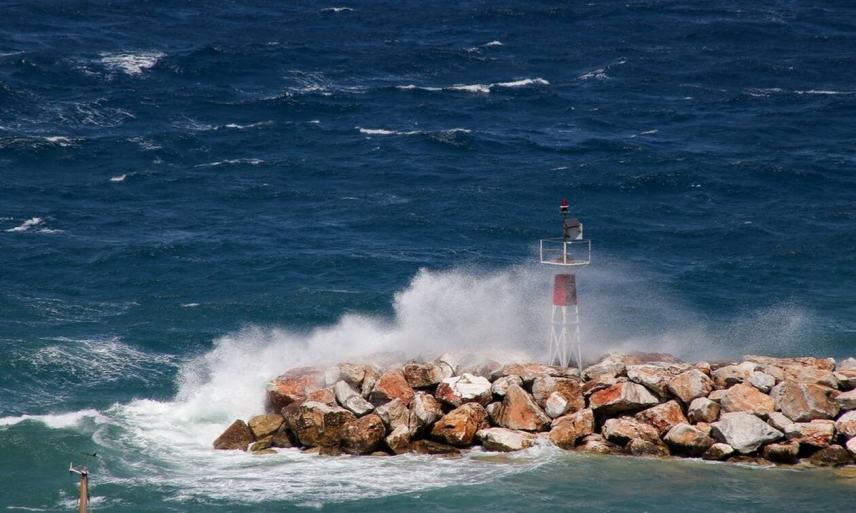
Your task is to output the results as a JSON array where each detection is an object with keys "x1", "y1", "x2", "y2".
[{"x1": 213, "y1": 353, "x2": 856, "y2": 467}]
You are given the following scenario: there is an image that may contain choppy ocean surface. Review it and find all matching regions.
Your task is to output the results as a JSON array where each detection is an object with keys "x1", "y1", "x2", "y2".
[{"x1": 2, "y1": 1, "x2": 856, "y2": 511}]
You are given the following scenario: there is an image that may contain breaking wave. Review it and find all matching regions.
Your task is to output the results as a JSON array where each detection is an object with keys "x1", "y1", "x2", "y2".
[
  {"x1": 100, "y1": 51, "x2": 165, "y2": 76},
  {"x1": 397, "y1": 77, "x2": 549, "y2": 94}
]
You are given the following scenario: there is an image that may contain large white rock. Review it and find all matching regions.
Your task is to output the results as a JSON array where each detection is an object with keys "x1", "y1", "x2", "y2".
[
  {"x1": 583, "y1": 353, "x2": 627, "y2": 380},
  {"x1": 687, "y1": 397, "x2": 720, "y2": 423},
  {"x1": 476, "y1": 427, "x2": 538, "y2": 452},
  {"x1": 626, "y1": 362, "x2": 691, "y2": 397},
  {"x1": 435, "y1": 373, "x2": 492, "y2": 407},
  {"x1": 334, "y1": 380, "x2": 375, "y2": 416},
  {"x1": 491, "y1": 375, "x2": 523, "y2": 397},
  {"x1": 835, "y1": 410, "x2": 856, "y2": 439},
  {"x1": 710, "y1": 412, "x2": 783, "y2": 454},
  {"x1": 748, "y1": 371, "x2": 776, "y2": 393}
]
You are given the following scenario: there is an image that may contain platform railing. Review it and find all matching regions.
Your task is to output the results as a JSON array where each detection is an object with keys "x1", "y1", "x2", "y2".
[{"x1": 539, "y1": 238, "x2": 591, "y2": 266}]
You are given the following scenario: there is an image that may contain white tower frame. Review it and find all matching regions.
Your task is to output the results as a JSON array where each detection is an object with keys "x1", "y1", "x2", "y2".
[{"x1": 539, "y1": 238, "x2": 590, "y2": 370}]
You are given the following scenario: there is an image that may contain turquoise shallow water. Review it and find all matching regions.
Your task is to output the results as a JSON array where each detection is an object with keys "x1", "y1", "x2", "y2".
[{"x1": 2, "y1": 0, "x2": 856, "y2": 510}]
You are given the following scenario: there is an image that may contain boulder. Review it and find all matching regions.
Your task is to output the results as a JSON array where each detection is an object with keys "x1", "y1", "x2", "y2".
[
  {"x1": 324, "y1": 363, "x2": 367, "y2": 388},
  {"x1": 436, "y1": 353, "x2": 458, "y2": 378},
  {"x1": 548, "y1": 409, "x2": 595, "y2": 449},
  {"x1": 846, "y1": 437, "x2": 856, "y2": 458},
  {"x1": 403, "y1": 362, "x2": 446, "y2": 388},
  {"x1": 763, "y1": 441, "x2": 800, "y2": 463},
  {"x1": 270, "y1": 428, "x2": 295, "y2": 448},
  {"x1": 835, "y1": 389, "x2": 856, "y2": 410},
  {"x1": 695, "y1": 421, "x2": 713, "y2": 435},
  {"x1": 477, "y1": 427, "x2": 538, "y2": 452},
  {"x1": 771, "y1": 381, "x2": 839, "y2": 421},
  {"x1": 307, "y1": 387, "x2": 337, "y2": 405},
  {"x1": 532, "y1": 376, "x2": 584, "y2": 409},
  {"x1": 492, "y1": 362, "x2": 574, "y2": 383},
  {"x1": 248, "y1": 413, "x2": 285, "y2": 440},
  {"x1": 834, "y1": 410, "x2": 856, "y2": 439},
  {"x1": 410, "y1": 392, "x2": 444, "y2": 435},
  {"x1": 435, "y1": 373, "x2": 492, "y2": 407},
  {"x1": 807, "y1": 445, "x2": 853, "y2": 467},
  {"x1": 744, "y1": 355, "x2": 836, "y2": 371},
  {"x1": 491, "y1": 375, "x2": 523, "y2": 397},
  {"x1": 286, "y1": 401, "x2": 356, "y2": 448},
  {"x1": 493, "y1": 384, "x2": 551, "y2": 431},
  {"x1": 334, "y1": 381, "x2": 375, "y2": 416},
  {"x1": 663, "y1": 423, "x2": 715, "y2": 456},
  {"x1": 627, "y1": 438, "x2": 670, "y2": 457},
  {"x1": 590, "y1": 382, "x2": 659, "y2": 415},
  {"x1": 576, "y1": 436, "x2": 622, "y2": 455},
  {"x1": 249, "y1": 439, "x2": 272, "y2": 452},
  {"x1": 839, "y1": 358, "x2": 856, "y2": 371},
  {"x1": 409, "y1": 439, "x2": 461, "y2": 456},
  {"x1": 668, "y1": 369, "x2": 715, "y2": 404},
  {"x1": 544, "y1": 392, "x2": 570, "y2": 418},
  {"x1": 635, "y1": 400, "x2": 688, "y2": 437},
  {"x1": 583, "y1": 353, "x2": 627, "y2": 380},
  {"x1": 626, "y1": 362, "x2": 691, "y2": 397},
  {"x1": 486, "y1": 402, "x2": 501, "y2": 425},
  {"x1": 266, "y1": 368, "x2": 323, "y2": 410},
  {"x1": 719, "y1": 383, "x2": 775, "y2": 417},
  {"x1": 369, "y1": 370, "x2": 415, "y2": 407},
  {"x1": 601, "y1": 417, "x2": 661, "y2": 446},
  {"x1": 702, "y1": 442, "x2": 735, "y2": 461},
  {"x1": 710, "y1": 412, "x2": 783, "y2": 454},
  {"x1": 213, "y1": 419, "x2": 255, "y2": 451},
  {"x1": 340, "y1": 414, "x2": 386, "y2": 455},
  {"x1": 834, "y1": 371, "x2": 856, "y2": 390},
  {"x1": 385, "y1": 425, "x2": 411, "y2": 454},
  {"x1": 374, "y1": 398, "x2": 410, "y2": 431},
  {"x1": 745, "y1": 356, "x2": 838, "y2": 388},
  {"x1": 687, "y1": 397, "x2": 721, "y2": 424},
  {"x1": 708, "y1": 389, "x2": 727, "y2": 403},
  {"x1": 582, "y1": 374, "x2": 622, "y2": 396},
  {"x1": 766, "y1": 411, "x2": 794, "y2": 432},
  {"x1": 360, "y1": 366, "x2": 381, "y2": 398},
  {"x1": 430, "y1": 403, "x2": 487, "y2": 447},
  {"x1": 711, "y1": 362, "x2": 758, "y2": 389},
  {"x1": 784, "y1": 419, "x2": 835, "y2": 448},
  {"x1": 748, "y1": 371, "x2": 776, "y2": 393},
  {"x1": 695, "y1": 361, "x2": 712, "y2": 376}
]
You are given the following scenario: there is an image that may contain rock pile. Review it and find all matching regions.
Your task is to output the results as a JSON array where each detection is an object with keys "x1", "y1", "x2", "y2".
[{"x1": 213, "y1": 353, "x2": 856, "y2": 466}]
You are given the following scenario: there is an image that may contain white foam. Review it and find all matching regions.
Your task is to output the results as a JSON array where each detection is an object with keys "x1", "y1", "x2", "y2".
[
  {"x1": 795, "y1": 89, "x2": 852, "y2": 95},
  {"x1": 221, "y1": 121, "x2": 273, "y2": 130},
  {"x1": 639, "y1": 129, "x2": 658, "y2": 135},
  {"x1": 449, "y1": 83, "x2": 492, "y2": 94},
  {"x1": 483, "y1": 41, "x2": 503, "y2": 47},
  {"x1": 182, "y1": 303, "x2": 200, "y2": 308},
  {"x1": 196, "y1": 158, "x2": 264, "y2": 167},
  {"x1": 357, "y1": 127, "x2": 471, "y2": 137},
  {"x1": 321, "y1": 7, "x2": 353, "y2": 12},
  {"x1": 0, "y1": 409, "x2": 105, "y2": 429},
  {"x1": 578, "y1": 68, "x2": 608, "y2": 80},
  {"x1": 110, "y1": 174, "x2": 127, "y2": 182},
  {"x1": 100, "y1": 51, "x2": 165, "y2": 76},
  {"x1": 493, "y1": 78, "x2": 549, "y2": 88},
  {"x1": 43, "y1": 136, "x2": 73, "y2": 147},
  {"x1": 397, "y1": 78, "x2": 548, "y2": 94},
  {"x1": 6, "y1": 217, "x2": 43, "y2": 232}
]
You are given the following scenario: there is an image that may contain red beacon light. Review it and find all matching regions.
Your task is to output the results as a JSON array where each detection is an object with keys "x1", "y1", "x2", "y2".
[{"x1": 560, "y1": 198, "x2": 569, "y2": 215}]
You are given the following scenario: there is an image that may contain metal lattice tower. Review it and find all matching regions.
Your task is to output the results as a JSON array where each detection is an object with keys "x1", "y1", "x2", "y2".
[{"x1": 539, "y1": 199, "x2": 590, "y2": 370}]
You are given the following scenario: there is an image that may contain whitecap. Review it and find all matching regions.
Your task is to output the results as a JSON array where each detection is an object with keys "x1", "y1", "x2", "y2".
[
  {"x1": 795, "y1": 89, "x2": 852, "y2": 95},
  {"x1": 493, "y1": 78, "x2": 549, "y2": 88},
  {"x1": 221, "y1": 121, "x2": 273, "y2": 130},
  {"x1": 395, "y1": 84, "x2": 443, "y2": 92},
  {"x1": 195, "y1": 158, "x2": 264, "y2": 167},
  {"x1": 0, "y1": 409, "x2": 105, "y2": 429},
  {"x1": 100, "y1": 51, "x2": 165, "y2": 76},
  {"x1": 639, "y1": 129, "x2": 658, "y2": 135},
  {"x1": 578, "y1": 68, "x2": 608, "y2": 80},
  {"x1": 6, "y1": 217, "x2": 43, "y2": 232},
  {"x1": 321, "y1": 7, "x2": 353, "y2": 13},
  {"x1": 182, "y1": 303, "x2": 200, "y2": 308},
  {"x1": 43, "y1": 136, "x2": 73, "y2": 147},
  {"x1": 482, "y1": 41, "x2": 503, "y2": 47},
  {"x1": 449, "y1": 83, "x2": 492, "y2": 94},
  {"x1": 398, "y1": 78, "x2": 548, "y2": 94},
  {"x1": 356, "y1": 127, "x2": 470, "y2": 137},
  {"x1": 110, "y1": 174, "x2": 127, "y2": 182}
]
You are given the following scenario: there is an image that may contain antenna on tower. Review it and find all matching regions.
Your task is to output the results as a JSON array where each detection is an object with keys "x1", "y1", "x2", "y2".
[{"x1": 539, "y1": 198, "x2": 591, "y2": 370}]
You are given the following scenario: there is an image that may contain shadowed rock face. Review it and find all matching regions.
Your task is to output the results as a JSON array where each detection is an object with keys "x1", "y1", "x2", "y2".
[
  {"x1": 285, "y1": 401, "x2": 356, "y2": 448},
  {"x1": 213, "y1": 419, "x2": 254, "y2": 451},
  {"x1": 548, "y1": 409, "x2": 594, "y2": 449},
  {"x1": 663, "y1": 423, "x2": 714, "y2": 456},
  {"x1": 430, "y1": 403, "x2": 487, "y2": 447},
  {"x1": 340, "y1": 414, "x2": 386, "y2": 455}
]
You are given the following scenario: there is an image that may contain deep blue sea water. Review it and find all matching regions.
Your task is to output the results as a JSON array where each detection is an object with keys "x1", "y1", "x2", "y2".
[{"x1": 2, "y1": 1, "x2": 856, "y2": 511}]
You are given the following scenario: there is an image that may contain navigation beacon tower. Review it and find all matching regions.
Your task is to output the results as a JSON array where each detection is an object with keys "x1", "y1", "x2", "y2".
[{"x1": 539, "y1": 199, "x2": 591, "y2": 370}]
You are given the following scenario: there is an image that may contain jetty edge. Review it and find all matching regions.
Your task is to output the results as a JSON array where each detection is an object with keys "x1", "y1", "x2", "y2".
[{"x1": 213, "y1": 352, "x2": 856, "y2": 466}]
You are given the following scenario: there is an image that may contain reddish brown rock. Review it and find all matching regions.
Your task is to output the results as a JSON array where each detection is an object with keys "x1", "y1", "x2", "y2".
[
  {"x1": 266, "y1": 368, "x2": 323, "y2": 410},
  {"x1": 369, "y1": 369, "x2": 415, "y2": 407},
  {"x1": 531, "y1": 376, "x2": 584, "y2": 416},
  {"x1": 626, "y1": 362, "x2": 691, "y2": 397},
  {"x1": 627, "y1": 438, "x2": 670, "y2": 457},
  {"x1": 340, "y1": 413, "x2": 386, "y2": 455},
  {"x1": 492, "y1": 362, "x2": 573, "y2": 383},
  {"x1": 763, "y1": 441, "x2": 800, "y2": 463},
  {"x1": 719, "y1": 383, "x2": 775, "y2": 417},
  {"x1": 493, "y1": 384, "x2": 551, "y2": 432},
  {"x1": 548, "y1": 408, "x2": 595, "y2": 449},
  {"x1": 385, "y1": 425, "x2": 411, "y2": 454},
  {"x1": 835, "y1": 410, "x2": 856, "y2": 438},
  {"x1": 835, "y1": 389, "x2": 856, "y2": 410},
  {"x1": 582, "y1": 374, "x2": 621, "y2": 397},
  {"x1": 403, "y1": 362, "x2": 445, "y2": 388},
  {"x1": 491, "y1": 375, "x2": 523, "y2": 397},
  {"x1": 601, "y1": 417, "x2": 661, "y2": 446},
  {"x1": 590, "y1": 382, "x2": 659, "y2": 415},
  {"x1": 771, "y1": 381, "x2": 840, "y2": 421},
  {"x1": 286, "y1": 400, "x2": 356, "y2": 448},
  {"x1": 430, "y1": 403, "x2": 487, "y2": 447},
  {"x1": 410, "y1": 391, "x2": 444, "y2": 435},
  {"x1": 409, "y1": 439, "x2": 461, "y2": 456},
  {"x1": 663, "y1": 423, "x2": 714, "y2": 456},
  {"x1": 248, "y1": 413, "x2": 285, "y2": 440},
  {"x1": 744, "y1": 355, "x2": 836, "y2": 371},
  {"x1": 306, "y1": 387, "x2": 337, "y2": 405},
  {"x1": 668, "y1": 369, "x2": 714, "y2": 404},
  {"x1": 213, "y1": 419, "x2": 255, "y2": 451},
  {"x1": 687, "y1": 397, "x2": 721, "y2": 423},
  {"x1": 807, "y1": 445, "x2": 853, "y2": 467},
  {"x1": 784, "y1": 419, "x2": 836, "y2": 448},
  {"x1": 635, "y1": 400, "x2": 688, "y2": 437}
]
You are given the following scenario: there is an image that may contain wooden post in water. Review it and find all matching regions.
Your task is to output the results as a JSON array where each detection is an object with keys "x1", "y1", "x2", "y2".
[{"x1": 69, "y1": 463, "x2": 89, "y2": 513}]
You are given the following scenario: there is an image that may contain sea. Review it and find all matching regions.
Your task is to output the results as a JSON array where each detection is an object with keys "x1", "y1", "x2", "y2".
[{"x1": 1, "y1": 1, "x2": 855, "y2": 511}]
